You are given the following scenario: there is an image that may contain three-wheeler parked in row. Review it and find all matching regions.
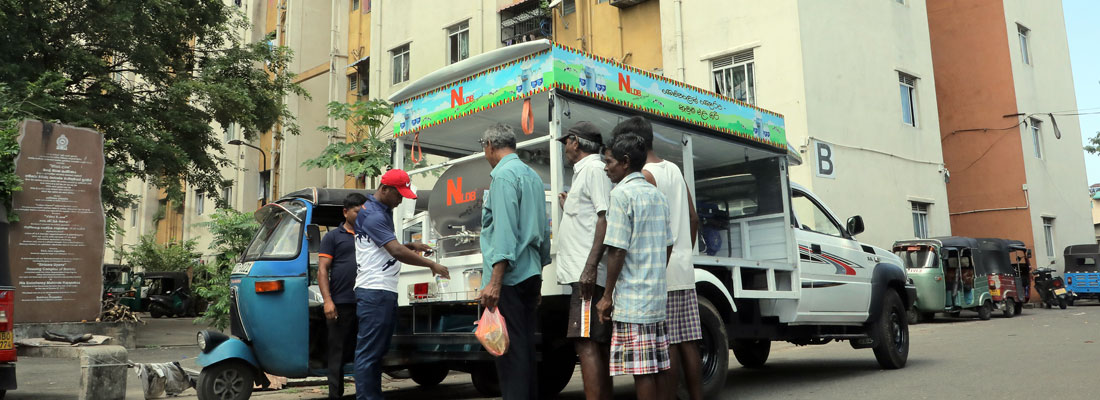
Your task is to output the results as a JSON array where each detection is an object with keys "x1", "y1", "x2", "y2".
[
  {"x1": 977, "y1": 238, "x2": 1031, "y2": 317},
  {"x1": 894, "y1": 237, "x2": 997, "y2": 322},
  {"x1": 1064, "y1": 244, "x2": 1100, "y2": 304}
]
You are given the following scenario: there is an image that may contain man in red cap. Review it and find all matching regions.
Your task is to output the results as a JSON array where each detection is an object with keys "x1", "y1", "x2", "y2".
[{"x1": 353, "y1": 168, "x2": 449, "y2": 400}]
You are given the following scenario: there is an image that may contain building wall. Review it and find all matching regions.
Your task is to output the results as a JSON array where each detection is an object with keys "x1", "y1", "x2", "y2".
[
  {"x1": 929, "y1": 0, "x2": 1092, "y2": 273},
  {"x1": 1002, "y1": 0, "x2": 1093, "y2": 269},
  {"x1": 660, "y1": 0, "x2": 950, "y2": 248},
  {"x1": 553, "y1": 0, "x2": 663, "y2": 72}
]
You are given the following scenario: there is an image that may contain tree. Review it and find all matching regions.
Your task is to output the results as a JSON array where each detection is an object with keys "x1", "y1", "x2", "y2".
[
  {"x1": 194, "y1": 208, "x2": 258, "y2": 330},
  {"x1": 122, "y1": 235, "x2": 199, "y2": 273},
  {"x1": 1084, "y1": 131, "x2": 1100, "y2": 155},
  {"x1": 303, "y1": 100, "x2": 395, "y2": 184},
  {"x1": 0, "y1": 0, "x2": 305, "y2": 227}
]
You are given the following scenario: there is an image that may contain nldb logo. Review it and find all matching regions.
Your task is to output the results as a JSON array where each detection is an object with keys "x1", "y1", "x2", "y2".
[
  {"x1": 451, "y1": 87, "x2": 474, "y2": 108},
  {"x1": 446, "y1": 177, "x2": 476, "y2": 205},
  {"x1": 617, "y1": 73, "x2": 641, "y2": 96}
]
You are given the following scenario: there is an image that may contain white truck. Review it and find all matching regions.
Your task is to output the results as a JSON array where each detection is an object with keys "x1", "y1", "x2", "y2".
[{"x1": 381, "y1": 40, "x2": 915, "y2": 398}]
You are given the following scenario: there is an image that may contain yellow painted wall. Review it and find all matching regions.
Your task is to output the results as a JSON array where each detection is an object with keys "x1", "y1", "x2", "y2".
[{"x1": 553, "y1": 0, "x2": 663, "y2": 72}]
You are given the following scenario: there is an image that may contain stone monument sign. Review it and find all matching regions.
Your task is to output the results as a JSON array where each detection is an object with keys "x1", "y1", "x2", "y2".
[{"x1": 8, "y1": 120, "x2": 105, "y2": 323}]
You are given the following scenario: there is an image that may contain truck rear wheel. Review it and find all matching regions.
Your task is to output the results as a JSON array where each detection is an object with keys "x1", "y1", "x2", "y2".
[
  {"x1": 696, "y1": 297, "x2": 729, "y2": 399},
  {"x1": 469, "y1": 365, "x2": 500, "y2": 397},
  {"x1": 409, "y1": 365, "x2": 449, "y2": 387},
  {"x1": 871, "y1": 290, "x2": 909, "y2": 369},
  {"x1": 537, "y1": 343, "x2": 576, "y2": 399},
  {"x1": 731, "y1": 339, "x2": 770, "y2": 368}
]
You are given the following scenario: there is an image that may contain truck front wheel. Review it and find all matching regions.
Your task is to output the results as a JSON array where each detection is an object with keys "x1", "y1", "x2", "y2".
[
  {"x1": 409, "y1": 365, "x2": 449, "y2": 387},
  {"x1": 696, "y1": 297, "x2": 729, "y2": 398},
  {"x1": 871, "y1": 290, "x2": 909, "y2": 369}
]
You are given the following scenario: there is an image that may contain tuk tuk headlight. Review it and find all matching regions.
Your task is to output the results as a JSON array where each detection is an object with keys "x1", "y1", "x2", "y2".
[{"x1": 197, "y1": 330, "x2": 230, "y2": 353}]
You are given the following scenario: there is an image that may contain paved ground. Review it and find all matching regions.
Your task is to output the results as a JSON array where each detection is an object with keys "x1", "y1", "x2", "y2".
[{"x1": 9, "y1": 303, "x2": 1100, "y2": 399}]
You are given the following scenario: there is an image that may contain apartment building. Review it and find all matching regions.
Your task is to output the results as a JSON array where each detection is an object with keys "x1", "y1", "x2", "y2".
[
  {"x1": 545, "y1": 0, "x2": 951, "y2": 248},
  {"x1": 928, "y1": 0, "x2": 1092, "y2": 271}
]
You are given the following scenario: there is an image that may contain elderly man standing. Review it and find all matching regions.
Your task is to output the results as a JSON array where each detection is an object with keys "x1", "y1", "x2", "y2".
[
  {"x1": 557, "y1": 122, "x2": 614, "y2": 400},
  {"x1": 477, "y1": 123, "x2": 551, "y2": 400}
]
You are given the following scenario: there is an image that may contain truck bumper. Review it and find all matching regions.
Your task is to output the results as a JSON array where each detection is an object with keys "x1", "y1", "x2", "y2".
[{"x1": 0, "y1": 363, "x2": 16, "y2": 390}]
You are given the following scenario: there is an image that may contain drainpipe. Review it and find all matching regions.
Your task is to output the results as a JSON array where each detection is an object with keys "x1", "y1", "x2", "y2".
[
  {"x1": 328, "y1": 0, "x2": 339, "y2": 188},
  {"x1": 949, "y1": 186, "x2": 1031, "y2": 215},
  {"x1": 673, "y1": 0, "x2": 686, "y2": 80}
]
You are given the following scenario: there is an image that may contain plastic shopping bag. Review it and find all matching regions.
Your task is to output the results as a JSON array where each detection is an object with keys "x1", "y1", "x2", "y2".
[{"x1": 475, "y1": 308, "x2": 510, "y2": 356}]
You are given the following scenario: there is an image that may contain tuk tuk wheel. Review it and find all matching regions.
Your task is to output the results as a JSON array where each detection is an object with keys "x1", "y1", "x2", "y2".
[
  {"x1": 1013, "y1": 301, "x2": 1023, "y2": 315},
  {"x1": 906, "y1": 307, "x2": 920, "y2": 325},
  {"x1": 978, "y1": 301, "x2": 992, "y2": 320},
  {"x1": 871, "y1": 290, "x2": 909, "y2": 369},
  {"x1": 1002, "y1": 300, "x2": 1015, "y2": 318},
  {"x1": 197, "y1": 361, "x2": 255, "y2": 400},
  {"x1": 920, "y1": 312, "x2": 936, "y2": 322}
]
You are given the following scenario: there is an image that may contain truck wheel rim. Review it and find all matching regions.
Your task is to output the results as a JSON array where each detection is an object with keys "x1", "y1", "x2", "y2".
[
  {"x1": 890, "y1": 311, "x2": 905, "y2": 353},
  {"x1": 213, "y1": 369, "x2": 245, "y2": 399}
]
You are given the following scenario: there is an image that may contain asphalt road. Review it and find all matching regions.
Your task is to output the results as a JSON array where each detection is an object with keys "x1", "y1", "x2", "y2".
[{"x1": 9, "y1": 303, "x2": 1100, "y2": 399}]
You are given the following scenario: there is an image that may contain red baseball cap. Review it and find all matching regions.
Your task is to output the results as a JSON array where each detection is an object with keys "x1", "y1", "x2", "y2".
[{"x1": 380, "y1": 169, "x2": 417, "y2": 199}]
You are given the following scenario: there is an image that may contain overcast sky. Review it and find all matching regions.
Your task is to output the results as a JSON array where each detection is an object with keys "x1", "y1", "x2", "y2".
[{"x1": 1064, "y1": 0, "x2": 1100, "y2": 185}]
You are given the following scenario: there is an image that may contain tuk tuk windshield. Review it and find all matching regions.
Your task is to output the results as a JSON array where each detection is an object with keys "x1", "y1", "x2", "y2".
[
  {"x1": 894, "y1": 246, "x2": 937, "y2": 269},
  {"x1": 243, "y1": 201, "x2": 307, "y2": 262}
]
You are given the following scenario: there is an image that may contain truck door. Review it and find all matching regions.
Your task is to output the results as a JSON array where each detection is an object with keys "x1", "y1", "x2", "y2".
[{"x1": 791, "y1": 190, "x2": 872, "y2": 316}]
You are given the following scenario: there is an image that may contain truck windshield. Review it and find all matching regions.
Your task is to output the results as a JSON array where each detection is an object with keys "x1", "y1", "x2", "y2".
[
  {"x1": 894, "y1": 246, "x2": 936, "y2": 269},
  {"x1": 243, "y1": 201, "x2": 307, "y2": 262}
]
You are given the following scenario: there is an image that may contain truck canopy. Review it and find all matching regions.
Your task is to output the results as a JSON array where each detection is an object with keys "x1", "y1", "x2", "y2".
[{"x1": 388, "y1": 39, "x2": 799, "y2": 302}]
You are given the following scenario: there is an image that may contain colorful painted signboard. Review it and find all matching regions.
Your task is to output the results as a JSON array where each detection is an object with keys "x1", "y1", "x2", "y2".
[{"x1": 393, "y1": 44, "x2": 786, "y2": 151}]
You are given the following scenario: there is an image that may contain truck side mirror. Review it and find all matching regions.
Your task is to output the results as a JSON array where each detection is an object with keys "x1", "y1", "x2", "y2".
[
  {"x1": 846, "y1": 216, "x2": 865, "y2": 236},
  {"x1": 307, "y1": 224, "x2": 321, "y2": 253}
]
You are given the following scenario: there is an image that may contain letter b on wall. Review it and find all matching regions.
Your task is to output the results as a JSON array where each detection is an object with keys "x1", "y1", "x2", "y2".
[{"x1": 815, "y1": 141, "x2": 835, "y2": 179}]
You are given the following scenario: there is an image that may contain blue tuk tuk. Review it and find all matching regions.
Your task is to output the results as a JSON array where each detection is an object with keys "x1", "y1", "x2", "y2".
[
  {"x1": 1064, "y1": 244, "x2": 1100, "y2": 304},
  {"x1": 195, "y1": 188, "x2": 393, "y2": 400}
]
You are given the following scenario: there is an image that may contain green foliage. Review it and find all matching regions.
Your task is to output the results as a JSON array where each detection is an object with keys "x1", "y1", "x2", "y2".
[
  {"x1": 122, "y1": 235, "x2": 199, "y2": 273},
  {"x1": 1085, "y1": 132, "x2": 1100, "y2": 155},
  {"x1": 193, "y1": 208, "x2": 258, "y2": 330},
  {"x1": 0, "y1": 1, "x2": 305, "y2": 225},
  {"x1": 303, "y1": 99, "x2": 395, "y2": 180}
]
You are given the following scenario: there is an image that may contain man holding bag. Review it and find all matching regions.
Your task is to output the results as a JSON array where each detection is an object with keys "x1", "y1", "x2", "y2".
[{"x1": 476, "y1": 123, "x2": 552, "y2": 400}]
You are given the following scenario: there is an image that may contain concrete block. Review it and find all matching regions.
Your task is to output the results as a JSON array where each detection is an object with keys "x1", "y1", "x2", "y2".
[
  {"x1": 78, "y1": 345, "x2": 128, "y2": 400},
  {"x1": 14, "y1": 321, "x2": 137, "y2": 349}
]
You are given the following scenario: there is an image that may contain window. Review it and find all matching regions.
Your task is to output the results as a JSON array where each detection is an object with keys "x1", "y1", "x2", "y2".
[
  {"x1": 1044, "y1": 217, "x2": 1055, "y2": 257},
  {"x1": 348, "y1": 73, "x2": 358, "y2": 93},
  {"x1": 911, "y1": 202, "x2": 929, "y2": 239},
  {"x1": 364, "y1": 0, "x2": 371, "y2": 13},
  {"x1": 195, "y1": 191, "x2": 205, "y2": 215},
  {"x1": 1030, "y1": 117, "x2": 1042, "y2": 159},
  {"x1": 447, "y1": 21, "x2": 470, "y2": 64},
  {"x1": 348, "y1": 72, "x2": 368, "y2": 96},
  {"x1": 792, "y1": 191, "x2": 844, "y2": 237},
  {"x1": 351, "y1": 0, "x2": 360, "y2": 11},
  {"x1": 712, "y1": 50, "x2": 755, "y2": 104},
  {"x1": 563, "y1": 0, "x2": 576, "y2": 15},
  {"x1": 1018, "y1": 24, "x2": 1031, "y2": 65},
  {"x1": 222, "y1": 187, "x2": 233, "y2": 208},
  {"x1": 130, "y1": 207, "x2": 137, "y2": 227},
  {"x1": 225, "y1": 122, "x2": 236, "y2": 142},
  {"x1": 391, "y1": 44, "x2": 410, "y2": 84},
  {"x1": 899, "y1": 72, "x2": 917, "y2": 127}
]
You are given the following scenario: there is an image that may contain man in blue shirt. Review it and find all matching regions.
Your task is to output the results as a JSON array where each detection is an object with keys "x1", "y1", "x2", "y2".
[
  {"x1": 354, "y1": 169, "x2": 449, "y2": 400},
  {"x1": 477, "y1": 123, "x2": 551, "y2": 400},
  {"x1": 318, "y1": 193, "x2": 367, "y2": 398}
]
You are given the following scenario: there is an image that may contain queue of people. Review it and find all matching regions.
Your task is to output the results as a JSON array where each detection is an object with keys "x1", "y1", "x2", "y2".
[{"x1": 316, "y1": 115, "x2": 702, "y2": 400}]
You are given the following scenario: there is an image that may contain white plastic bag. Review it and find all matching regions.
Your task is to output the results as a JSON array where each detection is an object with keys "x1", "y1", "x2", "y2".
[{"x1": 475, "y1": 308, "x2": 510, "y2": 356}]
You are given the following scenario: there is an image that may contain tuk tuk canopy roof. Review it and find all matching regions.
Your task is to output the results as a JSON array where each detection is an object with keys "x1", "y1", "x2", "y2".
[
  {"x1": 389, "y1": 40, "x2": 787, "y2": 152},
  {"x1": 895, "y1": 237, "x2": 1029, "y2": 276},
  {"x1": 1064, "y1": 244, "x2": 1100, "y2": 272}
]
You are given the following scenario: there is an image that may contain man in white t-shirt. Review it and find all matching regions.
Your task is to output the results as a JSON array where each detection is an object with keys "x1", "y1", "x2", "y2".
[
  {"x1": 612, "y1": 116, "x2": 702, "y2": 400},
  {"x1": 556, "y1": 121, "x2": 614, "y2": 400},
  {"x1": 353, "y1": 169, "x2": 449, "y2": 400}
]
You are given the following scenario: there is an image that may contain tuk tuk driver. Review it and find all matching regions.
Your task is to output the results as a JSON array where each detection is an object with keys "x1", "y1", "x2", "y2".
[{"x1": 353, "y1": 169, "x2": 450, "y2": 400}]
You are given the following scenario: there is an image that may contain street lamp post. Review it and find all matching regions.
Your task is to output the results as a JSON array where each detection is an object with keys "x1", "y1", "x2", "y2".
[{"x1": 227, "y1": 139, "x2": 269, "y2": 205}]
